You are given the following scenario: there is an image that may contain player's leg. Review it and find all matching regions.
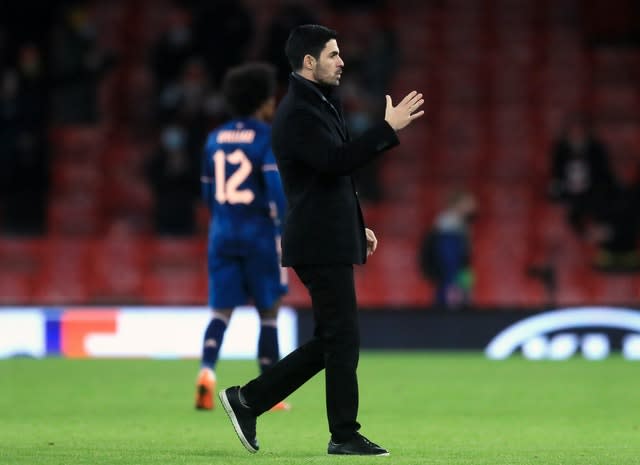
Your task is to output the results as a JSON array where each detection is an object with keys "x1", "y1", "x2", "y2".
[
  {"x1": 248, "y1": 234, "x2": 288, "y2": 377},
  {"x1": 256, "y1": 301, "x2": 291, "y2": 411},
  {"x1": 256, "y1": 303, "x2": 280, "y2": 375},
  {"x1": 196, "y1": 256, "x2": 247, "y2": 410},
  {"x1": 196, "y1": 308, "x2": 232, "y2": 410},
  {"x1": 244, "y1": 235, "x2": 292, "y2": 411},
  {"x1": 245, "y1": 235, "x2": 289, "y2": 377}
]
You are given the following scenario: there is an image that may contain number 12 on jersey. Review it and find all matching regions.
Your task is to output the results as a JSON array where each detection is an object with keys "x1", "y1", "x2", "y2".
[{"x1": 213, "y1": 149, "x2": 255, "y2": 205}]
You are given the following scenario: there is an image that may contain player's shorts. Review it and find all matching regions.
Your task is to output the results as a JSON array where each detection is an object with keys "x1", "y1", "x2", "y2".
[{"x1": 208, "y1": 239, "x2": 288, "y2": 310}]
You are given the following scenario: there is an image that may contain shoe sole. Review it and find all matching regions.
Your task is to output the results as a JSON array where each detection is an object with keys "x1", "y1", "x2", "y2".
[
  {"x1": 328, "y1": 451, "x2": 390, "y2": 457},
  {"x1": 219, "y1": 389, "x2": 258, "y2": 454}
]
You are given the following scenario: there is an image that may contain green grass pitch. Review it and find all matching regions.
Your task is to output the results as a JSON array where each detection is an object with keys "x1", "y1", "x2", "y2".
[{"x1": 1, "y1": 352, "x2": 639, "y2": 464}]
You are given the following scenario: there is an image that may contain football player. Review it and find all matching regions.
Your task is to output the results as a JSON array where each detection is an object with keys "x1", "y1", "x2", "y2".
[{"x1": 196, "y1": 62, "x2": 289, "y2": 411}]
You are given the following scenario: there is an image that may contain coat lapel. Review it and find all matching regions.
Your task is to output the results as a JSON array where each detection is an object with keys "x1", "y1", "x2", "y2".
[{"x1": 290, "y1": 74, "x2": 348, "y2": 141}]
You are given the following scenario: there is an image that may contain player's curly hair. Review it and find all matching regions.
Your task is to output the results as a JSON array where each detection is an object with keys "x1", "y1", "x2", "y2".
[
  {"x1": 285, "y1": 24, "x2": 338, "y2": 71},
  {"x1": 222, "y1": 62, "x2": 277, "y2": 117}
]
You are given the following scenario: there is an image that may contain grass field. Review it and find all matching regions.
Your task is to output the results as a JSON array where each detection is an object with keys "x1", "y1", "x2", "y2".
[{"x1": 1, "y1": 352, "x2": 639, "y2": 465}]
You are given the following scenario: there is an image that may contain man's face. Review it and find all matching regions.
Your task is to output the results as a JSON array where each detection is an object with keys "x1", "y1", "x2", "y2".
[{"x1": 311, "y1": 39, "x2": 344, "y2": 86}]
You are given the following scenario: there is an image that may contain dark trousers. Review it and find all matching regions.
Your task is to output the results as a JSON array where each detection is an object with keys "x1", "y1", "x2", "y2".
[{"x1": 242, "y1": 264, "x2": 361, "y2": 442}]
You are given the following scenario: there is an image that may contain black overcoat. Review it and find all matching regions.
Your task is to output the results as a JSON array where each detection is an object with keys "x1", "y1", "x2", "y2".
[{"x1": 272, "y1": 73, "x2": 399, "y2": 266}]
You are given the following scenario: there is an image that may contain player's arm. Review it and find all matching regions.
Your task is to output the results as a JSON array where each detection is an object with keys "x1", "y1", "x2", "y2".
[
  {"x1": 200, "y1": 140, "x2": 215, "y2": 209},
  {"x1": 262, "y1": 148, "x2": 286, "y2": 229}
]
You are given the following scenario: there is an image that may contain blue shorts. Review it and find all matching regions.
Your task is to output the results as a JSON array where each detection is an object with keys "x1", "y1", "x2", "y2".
[{"x1": 208, "y1": 240, "x2": 288, "y2": 310}]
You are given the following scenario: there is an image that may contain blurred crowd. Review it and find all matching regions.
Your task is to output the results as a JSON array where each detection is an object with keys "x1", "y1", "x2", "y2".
[
  {"x1": 145, "y1": 0, "x2": 398, "y2": 234},
  {"x1": 0, "y1": 0, "x2": 397, "y2": 237},
  {"x1": 1, "y1": 0, "x2": 640, "y2": 309},
  {"x1": 1, "y1": 1, "x2": 111, "y2": 235},
  {"x1": 548, "y1": 114, "x2": 640, "y2": 271}
]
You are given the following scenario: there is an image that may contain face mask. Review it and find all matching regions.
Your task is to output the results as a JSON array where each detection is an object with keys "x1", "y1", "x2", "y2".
[{"x1": 162, "y1": 127, "x2": 186, "y2": 151}]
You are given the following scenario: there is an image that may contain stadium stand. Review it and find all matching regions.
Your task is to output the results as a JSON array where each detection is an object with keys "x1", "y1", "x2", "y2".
[{"x1": 1, "y1": 0, "x2": 638, "y2": 308}]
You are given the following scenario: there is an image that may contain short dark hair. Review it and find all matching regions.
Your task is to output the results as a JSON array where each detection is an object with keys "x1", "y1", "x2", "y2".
[
  {"x1": 222, "y1": 62, "x2": 277, "y2": 117},
  {"x1": 285, "y1": 24, "x2": 337, "y2": 71}
]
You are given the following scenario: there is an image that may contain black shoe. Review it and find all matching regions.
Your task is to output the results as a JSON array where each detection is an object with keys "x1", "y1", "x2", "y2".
[
  {"x1": 219, "y1": 386, "x2": 259, "y2": 453},
  {"x1": 328, "y1": 433, "x2": 389, "y2": 456}
]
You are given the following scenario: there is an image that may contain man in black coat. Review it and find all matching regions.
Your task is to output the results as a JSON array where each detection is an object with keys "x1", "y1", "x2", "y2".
[{"x1": 219, "y1": 24, "x2": 424, "y2": 456}]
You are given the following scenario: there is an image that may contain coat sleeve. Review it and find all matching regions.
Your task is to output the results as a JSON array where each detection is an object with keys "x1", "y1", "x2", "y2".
[{"x1": 284, "y1": 108, "x2": 399, "y2": 175}]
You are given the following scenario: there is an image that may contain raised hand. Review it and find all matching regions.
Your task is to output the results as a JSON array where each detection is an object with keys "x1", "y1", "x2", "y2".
[{"x1": 384, "y1": 91, "x2": 425, "y2": 131}]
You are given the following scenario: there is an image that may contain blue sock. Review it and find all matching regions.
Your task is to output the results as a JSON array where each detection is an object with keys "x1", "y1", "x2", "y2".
[
  {"x1": 201, "y1": 317, "x2": 227, "y2": 370},
  {"x1": 258, "y1": 321, "x2": 279, "y2": 374}
]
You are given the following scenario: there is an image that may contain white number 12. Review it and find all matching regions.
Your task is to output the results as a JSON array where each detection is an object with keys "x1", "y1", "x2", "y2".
[{"x1": 213, "y1": 149, "x2": 255, "y2": 205}]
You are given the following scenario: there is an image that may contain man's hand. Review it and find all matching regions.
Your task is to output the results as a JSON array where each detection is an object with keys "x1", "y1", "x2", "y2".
[
  {"x1": 384, "y1": 91, "x2": 425, "y2": 131},
  {"x1": 365, "y1": 228, "x2": 378, "y2": 257}
]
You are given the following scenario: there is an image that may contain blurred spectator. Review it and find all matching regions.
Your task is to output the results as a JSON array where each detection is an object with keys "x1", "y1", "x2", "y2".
[
  {"x1": 146, "y1": 124, "x2": 198, "y2": 236},
  {"x1": 419, "y1": 191, "x2": 476, "y2": 309},
  {"x1": 150, "y1": 4, "x2": 196, "y2": 92},
  {"x1": 261, "y1": 2, "x2": 317, "y2": 88},
  {"x1": 0, "y1": 71, "x2": 21, "y2": 191},
  {"x1": 1, "y1": 2, "x2": 55, "y2": 57},
  {"x1": 189, "y1": 0, "x2": 255, "y2": 85},
  {"x1": 354, "y1": 20, "x2": 398, "y2": 100},
  {"x1": 50, "y1": 2, "x2": 111, "y2": 124},
  {"x1": 549, "y1": 114, "x2": 640, "y2": 271},
  {"x1": 588, "y1": 181, "x2": 640, "y2": 271},
  {"x1": 1, "y1": 3, "x2": 54, "y2": 235},
  {"x1": 340, "y1": 12, "x2": 398, "y2": 203},
  {"x1": 0, "y1": 44, "x2": 50, "y2": 235},
  {"x1": 0, "y1": 26, "x2": 8, "y2": 71},
  {"x1": 156, "y1": 58, "x2": 223, "y2": 153},
  {"x1": 548, "y1": 114, "x2": 615, "y2": 235},
  {"x1": 342, "y1": 86, "x2": 383, "y2": 203}
]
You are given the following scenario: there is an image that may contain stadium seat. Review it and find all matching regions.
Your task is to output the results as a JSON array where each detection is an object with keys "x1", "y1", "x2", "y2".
[
  {"x1": 0, "y1": 274, "x2": 34, "y2": 305},
  {"x1": 0, "y1": 239, "x2": 44, "y2": 274},
  {"x1": 145, "y1": 238, "x2": 206, "y2": 273},
  {"x1": 51, "y1": 161, "x2": 102, "y2": 197},
  {"x1": 48, "y1": 196, "x2": 102, "y2": 236},
  {"x1": 88, "y1": 235, "x2": 144, "y2": 303},
  {"x1": 141, "y1": 268, "x2": 207, "y2": 305},
  {"x1": 33, "y1": 238, "x2": 92, "y2": 304}
]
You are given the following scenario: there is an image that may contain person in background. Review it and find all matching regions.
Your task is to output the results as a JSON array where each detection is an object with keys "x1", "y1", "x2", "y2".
[
  {"x1": 0, "y1": 46, "x2": 49, "y2": 235},
  {"x1": 548, "y1": 114, "x2": 615, "y2": 235},
  {"x1": 587, "y1": 172, "x2": 640, "y2": 271},
  {"x1": 195, "y1": 62, "x2": 289, "y2": 412},
  {"x1": 420, "y1": 190, "x2": 476, "y2": 309},
  {"x1": 549, "y1": 114, "x2": 639, "y2": 270},
  {"x1": 146, "y1": 124, "x2": 198, "y2": 236}
]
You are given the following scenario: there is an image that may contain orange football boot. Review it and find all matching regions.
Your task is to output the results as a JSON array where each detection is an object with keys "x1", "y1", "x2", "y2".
[
  {"x1": 269, "y1": 401, "x2": 291, "y2": 412},
  {"x1": 195, "y1": 369, "x2": 216, "y2": 410}
]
